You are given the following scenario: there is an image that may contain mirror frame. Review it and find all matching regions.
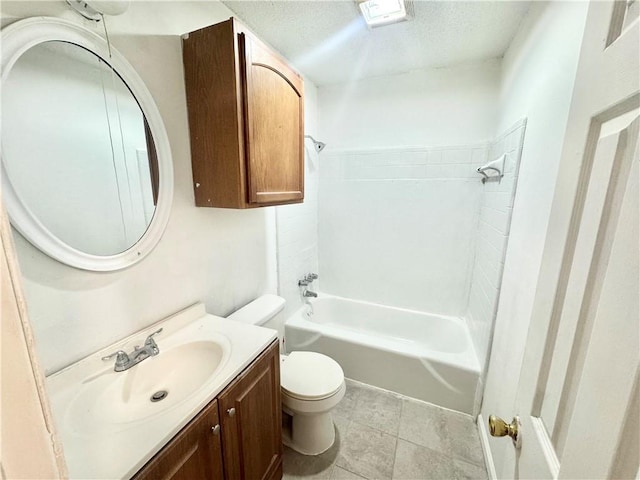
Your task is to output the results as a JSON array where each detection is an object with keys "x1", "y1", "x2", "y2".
[{"x1": 1, "y1": 17, "x2": 174, "y2": 271}]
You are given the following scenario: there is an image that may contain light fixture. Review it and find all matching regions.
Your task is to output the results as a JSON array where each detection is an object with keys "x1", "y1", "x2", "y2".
[
  {"x1": 66, "y1": 0, "x2": 129, "y2": 21},
  {"x1": 358, "y1": 0, "x2": 408, "y2": 28}
]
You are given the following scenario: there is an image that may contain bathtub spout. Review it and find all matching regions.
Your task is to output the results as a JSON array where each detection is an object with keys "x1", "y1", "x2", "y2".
[
  {"x1": 304, "y1": 302, "x2": 314, "y2": 317},
  {"x1": 303, "y1": 289, "x2": 318, "y2": 298}
]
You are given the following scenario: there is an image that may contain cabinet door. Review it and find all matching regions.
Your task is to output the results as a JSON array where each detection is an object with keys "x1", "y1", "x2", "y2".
[
  {"x1": 240, "y1": 33, "x2": 304, "y2": 206},
  {"x1": 218, "y1": 341, "x2": 282, "y2": 480},
  {"x1": 133, "y1": 399, "x2": 224, "y2": 480}
]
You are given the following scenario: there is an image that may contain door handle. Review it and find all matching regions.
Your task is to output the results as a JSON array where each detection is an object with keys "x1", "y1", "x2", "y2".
[
  {"x1": 488, "y1": 415, "x2": 521, "y2": 448},
  {"x1": 211, "y1": 424, "x2": 220, "y2": 435},
  {"x1": 227, "y1": 407, "x2": 236, "y2": 417}
]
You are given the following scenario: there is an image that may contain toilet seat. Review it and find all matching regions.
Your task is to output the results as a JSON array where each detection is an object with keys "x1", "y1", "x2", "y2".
[{"x1": 281, "y1": 352, "x2": 344, "y2": 401}]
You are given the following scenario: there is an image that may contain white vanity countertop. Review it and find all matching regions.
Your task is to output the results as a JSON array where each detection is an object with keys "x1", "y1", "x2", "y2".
[{"x1": 46, "y1": 303, "x2": 277, "y2": 480}]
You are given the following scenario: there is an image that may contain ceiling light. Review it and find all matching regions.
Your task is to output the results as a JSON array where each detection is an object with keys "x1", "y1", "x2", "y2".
[{"x1": 358, "y1": 0, "x2": 408, "y2": 28}]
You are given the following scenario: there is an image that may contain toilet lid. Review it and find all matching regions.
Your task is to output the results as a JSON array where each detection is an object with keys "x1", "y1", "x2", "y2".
[{"x1": 281, "y1": 352, "x2": 344, "y2": 401}]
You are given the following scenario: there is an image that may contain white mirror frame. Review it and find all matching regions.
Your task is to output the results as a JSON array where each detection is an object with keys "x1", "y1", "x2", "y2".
[{"x1": 1, "y1": 17, "x2": 174, "y2": 272}]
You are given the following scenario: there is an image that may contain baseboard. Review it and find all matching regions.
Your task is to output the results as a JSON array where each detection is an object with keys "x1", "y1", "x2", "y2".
[{"x1": 477, "y1": 414, "x2": 497, "y2": 480}]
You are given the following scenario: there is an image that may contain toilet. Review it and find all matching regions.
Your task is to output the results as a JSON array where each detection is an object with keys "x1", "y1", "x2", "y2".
[{"x1": 227, "y1": 294, "x2": 345, "y2": 455}]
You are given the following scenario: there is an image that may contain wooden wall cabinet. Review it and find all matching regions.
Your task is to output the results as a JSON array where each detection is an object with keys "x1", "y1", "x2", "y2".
[
  {"x1": 183, "y1": 18, "x2": 304, "y2": 209},
  {"x1": 133, "y1": 341, "x2": 282, "y2": 480}
]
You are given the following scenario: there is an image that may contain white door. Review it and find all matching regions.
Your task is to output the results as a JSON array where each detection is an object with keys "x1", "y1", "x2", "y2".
[{"x1": 487, "y1": 1, "x2": 639, "y2": 478}]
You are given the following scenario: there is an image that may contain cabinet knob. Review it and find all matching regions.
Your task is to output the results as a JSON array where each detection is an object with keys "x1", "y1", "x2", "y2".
[
  {"x1": 227, "y1": 407, "x2": 236, "y2": 417},
  {"x1": 211, "y1": 424, "x2": 220, "y2": 435}
]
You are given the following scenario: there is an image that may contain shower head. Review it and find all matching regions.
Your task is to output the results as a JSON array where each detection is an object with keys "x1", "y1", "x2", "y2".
[{"x1": 304, "y1": 135, "x2": 326, "y2": 153}]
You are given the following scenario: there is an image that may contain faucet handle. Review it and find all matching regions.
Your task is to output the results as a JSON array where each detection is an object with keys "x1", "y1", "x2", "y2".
[
  {"x1": 144, "y1": 328, "x2": 163, "y2": 355},
  {"x1": 298, "y1": 279, "x2": 310, "y2": 286},
  {"x1": 102, "y1": 350, "x2": 127, "y2": 361},
  {"x1": 149, "y1": 327, "x2": 163, "y2": 337},
  {"x1": 101, "y1": 350, "x2": 130, "y2": 366},
  {"x1": 145, "y1": 328, "x2": 163, "y2": 344},
  {"x1": 305, "y1": 273, "x2": 318, "y2": 282}
]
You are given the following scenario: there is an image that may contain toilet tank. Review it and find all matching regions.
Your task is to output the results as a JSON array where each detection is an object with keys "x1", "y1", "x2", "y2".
[{"x1": 227, "y1": 295, "x2": 286, "y2": 348}]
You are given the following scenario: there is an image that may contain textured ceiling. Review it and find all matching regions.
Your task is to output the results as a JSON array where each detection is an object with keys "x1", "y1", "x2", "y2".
[{"x1": 223, "y1": 1, "x2": 530, "y2": 86}]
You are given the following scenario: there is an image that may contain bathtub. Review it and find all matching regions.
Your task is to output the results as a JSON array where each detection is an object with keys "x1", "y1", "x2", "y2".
[{"x1": 284, "y1": 294, "x2": 481, "y2": 414}]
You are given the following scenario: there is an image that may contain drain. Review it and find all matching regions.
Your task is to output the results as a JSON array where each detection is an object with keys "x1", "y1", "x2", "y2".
[{"x1": 150, "y1": 390, "x2": 168, "y2": 402}]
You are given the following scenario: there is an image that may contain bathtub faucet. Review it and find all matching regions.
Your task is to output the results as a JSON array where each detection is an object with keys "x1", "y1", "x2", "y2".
[{"x1": 299, "y1": 273, "x2": 318, "y2": 298}]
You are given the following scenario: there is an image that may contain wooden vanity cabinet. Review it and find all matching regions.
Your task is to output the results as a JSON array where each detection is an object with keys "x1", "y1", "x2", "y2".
[
  {"x1": 183, "y1": 18, "x2": 304, "y2": 209},
  {"x1": 133, "y1": 340, "x2": 281, "y2": 480},
  {"x1": 133, "y1": 399, "x2": 224, "y2": 480},
  {"x1": 218, "y1": 338, "x2": 282, "y2": 480}
]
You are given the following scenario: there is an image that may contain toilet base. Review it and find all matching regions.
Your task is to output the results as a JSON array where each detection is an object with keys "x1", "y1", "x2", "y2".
[{"x1": 283, "y1": 411, "x2": 335, "y2": 455}]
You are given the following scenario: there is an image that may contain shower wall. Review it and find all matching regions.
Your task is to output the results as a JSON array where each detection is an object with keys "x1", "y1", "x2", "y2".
[
  {"x1": 317, "y1": 61, "x2": 501, "y2": 316},
  {"x1": 276, "y1": 80, "x2": 320, "y2": 324},
  {"x1": 319, "y1": 61, "x2": 500, "y2": 149},
  {"x1": 319, "y1": 146, "x2": 487, "y2": 315},
  {"x1": 466, "y1": 119, "x2": 526, "y2": 372}
]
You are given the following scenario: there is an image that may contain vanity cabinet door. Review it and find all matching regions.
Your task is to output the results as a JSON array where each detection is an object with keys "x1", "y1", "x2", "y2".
[
  {"x1": 218, "y1": 340, "x2": 282, "y2": 480},
  {"x1": 132, "y1": 399, "x2": 224, "y2": 480}
]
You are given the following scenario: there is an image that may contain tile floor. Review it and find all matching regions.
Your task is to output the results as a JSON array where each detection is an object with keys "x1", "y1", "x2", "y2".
[{"x1": 282, "y1": 379, "x2": 488, "y2": 480}]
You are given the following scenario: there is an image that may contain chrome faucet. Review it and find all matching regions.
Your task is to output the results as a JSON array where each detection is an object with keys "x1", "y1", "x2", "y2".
[
  {"x1": 299, "y1": 273, "x2": 319, "y2": 298},
  {"x1": 102, "y1": 328, "x2": 163, "y2": 372}
]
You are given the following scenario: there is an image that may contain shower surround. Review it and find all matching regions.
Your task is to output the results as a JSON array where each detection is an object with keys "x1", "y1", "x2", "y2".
[
  {"x1": 319, "y1": 144, "x2": 489, "y2": 315},
  {"x1": 311, "y1": 123, "x2": 526, "y2": 412},
  {"x1": 466, "y1": 119, "x2": 527, "y2": 372}
]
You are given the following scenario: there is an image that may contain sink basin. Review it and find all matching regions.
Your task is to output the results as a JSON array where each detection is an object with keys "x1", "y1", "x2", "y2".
[{"x1": 66, "y1": 338, "x2": 229, "y2": 434}]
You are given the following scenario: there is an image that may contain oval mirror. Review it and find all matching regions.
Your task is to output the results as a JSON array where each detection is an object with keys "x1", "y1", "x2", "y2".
[{"x1": 1, "y1": 18, "x2": 173, "y2": 271}]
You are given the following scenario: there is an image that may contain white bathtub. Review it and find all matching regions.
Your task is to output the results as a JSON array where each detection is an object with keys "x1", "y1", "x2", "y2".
[{"x1": 284, "y1": 294, "x2": 481, "y2": 414}]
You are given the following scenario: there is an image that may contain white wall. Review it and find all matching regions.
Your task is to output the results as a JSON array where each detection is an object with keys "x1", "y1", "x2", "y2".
[
  {"x1": 1, "y1": 1, "x2": 318, "y2": 375},
  {"x1": 319, "y1": 60, "x2": 501, "y2": 149},
  {"x1": 480, "y1": 2, "x2": 589, "y2": 476},
  {"x1": 319, "y1": 145, "x2": 487, "y2": 315}
]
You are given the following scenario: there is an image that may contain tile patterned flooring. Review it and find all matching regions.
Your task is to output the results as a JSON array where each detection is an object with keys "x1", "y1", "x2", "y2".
[{"x1": 283, "y1": 379, "x2": 487, "y2": 480}]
